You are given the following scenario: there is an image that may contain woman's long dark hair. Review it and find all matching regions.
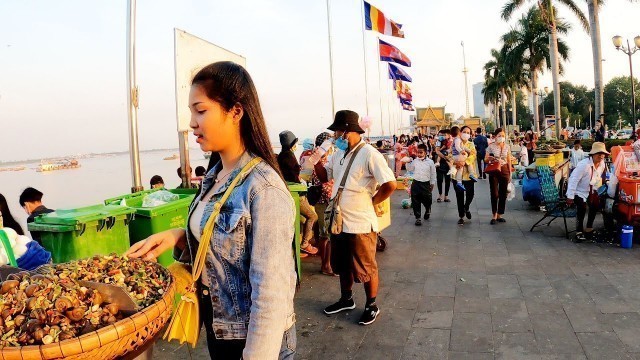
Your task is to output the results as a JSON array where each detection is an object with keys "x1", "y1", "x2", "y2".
[
  {"x1": 192, "y1": 61, "x2": 283, "y2": 180},
  {"x1": 0, "y1": 193, "x2": 24, "y2": 235}
]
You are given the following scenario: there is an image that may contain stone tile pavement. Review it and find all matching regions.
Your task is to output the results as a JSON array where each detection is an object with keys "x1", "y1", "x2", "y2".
[{"x1": 155, "y1": 180, "x2": 640, "y2": 359}]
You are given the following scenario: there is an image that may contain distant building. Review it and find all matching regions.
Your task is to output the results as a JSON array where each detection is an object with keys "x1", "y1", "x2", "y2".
[
  {"x1": 472, "y1": 82, "x2": 487, "y2": 118},
  {"x1": 415, "y1": 106, "x2": 449, "y2": 134}
]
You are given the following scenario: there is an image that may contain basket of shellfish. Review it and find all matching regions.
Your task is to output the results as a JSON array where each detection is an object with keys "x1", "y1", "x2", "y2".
[{"x1": 0, "y1": 254, "x2": 174, "y2": 359}]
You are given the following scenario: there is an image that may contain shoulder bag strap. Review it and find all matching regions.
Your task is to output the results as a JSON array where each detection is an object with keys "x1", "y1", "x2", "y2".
[
  {"x1": 336, "y1": 143, "x2": 366, "y2": 196},
  {"x1": 191, "y1": 157, "x2": 262, "y2": 282}
]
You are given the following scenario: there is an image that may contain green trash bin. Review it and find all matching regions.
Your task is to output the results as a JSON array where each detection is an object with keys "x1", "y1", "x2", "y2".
[
  {"x1": 27, "y1": 204, "x2": 135, "y2": 263},
  {"x1": 287, "y1": 183, "x2": 306, "y2": 283},
  {"x1": 104, "y1": 189, "x2": 196, "y2": 267}
]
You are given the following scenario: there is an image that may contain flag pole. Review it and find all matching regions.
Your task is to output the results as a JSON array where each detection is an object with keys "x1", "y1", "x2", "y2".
[
  {"x1": 360, "y1": 0, "x2": 370, "y2": 116},
  {"x1": 386, "y1": 68, "x2": 392, "y2": 137},
  {"x1": 376, "y1": 36, "x2": 385, "y2": 136},
  {"x1": 325, "y1": 0, "x2": 336, "y2": 117},
  {"x1": 126, "y1": 0, "x2": 143, "y2": 193}
]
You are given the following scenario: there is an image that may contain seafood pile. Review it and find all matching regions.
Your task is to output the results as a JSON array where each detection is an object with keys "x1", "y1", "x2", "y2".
[
  {"x1": 0, "y1": 272, "x2": 124, "y2": 347},
  {"x1": 39, "y1": 255, "x2": 170, "y2": 308},
  {"x1": 0, "y1": 255, "x2": 170, "y2": 347}
]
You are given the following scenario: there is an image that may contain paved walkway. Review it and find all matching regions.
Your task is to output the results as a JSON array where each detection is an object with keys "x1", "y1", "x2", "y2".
[{"x1": 156, "y1": 179, "x2": 640, "y2": 359}]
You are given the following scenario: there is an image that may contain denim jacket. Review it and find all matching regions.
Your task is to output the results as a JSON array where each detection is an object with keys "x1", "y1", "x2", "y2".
[{"x1": 174, "y1": 152, "x2": 297, "y2": 359}]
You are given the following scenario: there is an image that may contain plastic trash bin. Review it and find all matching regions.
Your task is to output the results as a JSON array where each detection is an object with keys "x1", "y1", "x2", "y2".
[
  {"x1": 27, "y1": 204, "x2": 135, "y2": 263},
  {"x1": 104, "y1": 189, "x2": 196, "y2": 267},
  {"x1": 287, "y1": 183, "x2": 306, "y2": 283}
]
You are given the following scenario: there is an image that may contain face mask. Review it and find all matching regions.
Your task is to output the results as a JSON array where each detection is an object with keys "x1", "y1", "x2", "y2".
[
  {"x1": 438, "y1": 136, "x2": 445, "y2": 141},
  {"x1": 335, "y1": 133, "x2": 349, "y2": 151},
  {"x1": 461, "y1": 133, "x2": 471, "y2": 141},
  {"x1": 496, "y1": 136, "x2": 505, "y2": 144}
]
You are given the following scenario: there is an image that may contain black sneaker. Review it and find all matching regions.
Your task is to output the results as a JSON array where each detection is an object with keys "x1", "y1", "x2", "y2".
[
  {"x1": 424, "y1": 213, "x2": 430, "y2": 220},
  {"x1": 324, "y1": 298, "x2": 356, "y2": 315},
  {"x1": 573, "y1": 232, "x2": 586, "y2": 243},
  {"x1": 358, "y1": 304, "x2": 380, "y2": 325},
  {"x1": 458, "y1": 218, "x2": 464, "y2": 226},
  {"x1": 415, "y1": 219, "x2": 422, "y2": 226},
  {"x1": 465, "y1": 211, "x2": 472, "y2": 219}
]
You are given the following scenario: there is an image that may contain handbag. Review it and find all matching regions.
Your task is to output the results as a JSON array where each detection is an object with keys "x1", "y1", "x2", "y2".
[
  {"x1": 484, "y1": 161, "x2": 501, "y2": 175},
  {"x1": 164, "y1": 157, "x2": 262, "y2": 347},
  {"x1": 306, "y1": 184, "x2": 323, "y2": 206},
  {"x1": 324, "y1": 143, "x2": 365, "y2": 235}
]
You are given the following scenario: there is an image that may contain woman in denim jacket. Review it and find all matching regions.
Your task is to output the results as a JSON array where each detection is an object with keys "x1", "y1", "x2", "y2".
[{"x1": 126, "y1": 62, "x2": 297, "y2": 359}]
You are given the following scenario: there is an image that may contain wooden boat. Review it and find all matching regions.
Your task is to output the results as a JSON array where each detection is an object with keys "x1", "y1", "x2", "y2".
[
  {"x1": 163, "y1": 154, "x2": 178, "y2": 160},
  {"x1": 36, "y1": 159, "x2": 80, "y2": 172},
  {"x1": 0, "y1": 165, "x2": 26, "y2": 172}
]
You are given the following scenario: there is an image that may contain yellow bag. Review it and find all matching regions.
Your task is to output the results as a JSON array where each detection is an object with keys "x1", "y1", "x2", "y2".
[{"x1": 164, "y1": 158, "x2": 262, "y2": 347}]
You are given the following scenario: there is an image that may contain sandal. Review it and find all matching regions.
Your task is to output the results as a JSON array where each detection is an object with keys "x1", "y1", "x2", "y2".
[
  {"x1": 301, "y1": 244, "x2": 319, "y2": 255},
  {"x1": 444, "y1": 198, "x2": 451, "y2": 203},
  {"x1": 437, "y1": 198, "x2": 443, "y2": 203}
]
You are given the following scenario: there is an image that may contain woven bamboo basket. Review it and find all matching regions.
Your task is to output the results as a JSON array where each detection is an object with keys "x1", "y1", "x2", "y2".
[{"x1": 1, "y1": 274, "x2": 175, "y2": 360}]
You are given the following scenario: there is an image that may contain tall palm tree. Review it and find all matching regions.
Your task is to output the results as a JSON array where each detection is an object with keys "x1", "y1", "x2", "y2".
[
  {"x1": 483, "y1": 73, "x2": 500, "y2": 127},
  {"x1": 502, "y1": 0, "x2": 589, "y2": 138},
  {"x1": 483, "y1": 48, "x2": 510, "y2": 129},
  {"x1": 587, "y1": 0, "x2": 638, "y2": 124},
  {"x1": 502, "y1": 7, "x2": 570, "y2": 132}
]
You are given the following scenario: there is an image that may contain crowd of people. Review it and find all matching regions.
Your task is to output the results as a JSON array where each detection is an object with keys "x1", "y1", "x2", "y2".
[
  {"x1": 391, "y1": 126, "x2": 519, "y2": 227},
  {"x1": 0, "y1": 60, "x2": 628, "y2": 359}
]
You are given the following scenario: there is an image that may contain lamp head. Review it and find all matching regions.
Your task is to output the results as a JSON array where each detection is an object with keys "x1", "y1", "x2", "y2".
[
  {"x1": 544, "y1": 86, "x2": 549, "y2": 94},
  {"x1": 612, "y1": 35, "x2": 623, "y2": 49},
  {"x1": 635, "y1": 36, "x2": 640, "y2": 49}
]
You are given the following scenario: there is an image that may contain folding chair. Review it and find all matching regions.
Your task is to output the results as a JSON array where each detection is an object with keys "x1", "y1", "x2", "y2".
[{"x1": 529, "y1": 166, "x2": 577, "y2": 239}]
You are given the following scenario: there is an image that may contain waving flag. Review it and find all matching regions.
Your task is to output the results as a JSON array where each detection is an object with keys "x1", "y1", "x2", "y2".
[
  {"x1": 388, "y1": 63, "x2": 412, "y2": 82},
  {"x1": 364, "y1": 1, "x2": 404, "y2": 38},
  {"x1": 379, "y1": 39, "x2": 411, "y2": 67}
]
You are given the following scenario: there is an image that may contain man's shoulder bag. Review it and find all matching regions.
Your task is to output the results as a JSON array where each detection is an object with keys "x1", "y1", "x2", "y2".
[{"x1": 324, "y1": 143, "x2": 365, "y2": 235}]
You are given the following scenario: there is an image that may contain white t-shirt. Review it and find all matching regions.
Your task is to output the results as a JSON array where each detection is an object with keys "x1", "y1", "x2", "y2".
[{"x1": 325, "y1": 141, "x2": 396, "y2": 233}]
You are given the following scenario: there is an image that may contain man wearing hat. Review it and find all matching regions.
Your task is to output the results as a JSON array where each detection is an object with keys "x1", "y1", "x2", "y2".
[
  {"x1": 566, "y1": 142, "x2": 613, "y2": 242},
  {"x1": 314, "y1": 110, "x2": 396, "y2": 325},
  {"x1": 277, "y1": 130, "x2": 319, "y2": 256}
]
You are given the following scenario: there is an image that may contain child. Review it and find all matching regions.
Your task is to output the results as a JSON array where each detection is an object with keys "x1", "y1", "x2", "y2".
[
  {"x1": 519, "y1": 138, "x2": 529, "y2": 167},
  {"x1": 570, "y1": 139, "x2": 587, "y2": 171},
  {"x1": 406, "y1": 144, "x2": 437, "y2": 226},
  {"x1": 448, "y1": 127, "x2": 477, "y2": 191}
]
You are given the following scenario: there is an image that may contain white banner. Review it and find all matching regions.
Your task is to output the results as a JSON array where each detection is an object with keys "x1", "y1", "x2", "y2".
[{"x1": 174, "y1": 28, "x2": 246, "y2": 132}]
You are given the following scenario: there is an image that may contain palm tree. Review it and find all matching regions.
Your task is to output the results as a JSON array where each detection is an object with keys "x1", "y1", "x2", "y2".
[
  {"x1": 482, "y1": 73, "x2": 500, "y2": 127},
  {"x1": 501, "y1": 7, "x2": 570, "y2": 132},
  {"x1": 503, "y1": 52, "x2": 530, "y2": 128},
  {"x1": 587, "y1": 0, "x2": 638, "y2": 125},
  {"x1": 502, "y1": 0, "x2": 589, "y2": 138},
  {"x1": 483, "y1": 48, "x2": 510, "y2": 129}
]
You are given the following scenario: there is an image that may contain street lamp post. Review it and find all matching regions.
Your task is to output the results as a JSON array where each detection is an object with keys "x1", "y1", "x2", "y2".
[
  {"x1": 537, "y1": 86, "x2": 549, "y2": 134},
  {"x1": 588, "y1": 104, "x2": 592, "y2": 130},
  {"x1": 613, "y1": 35, "x2": 640, "y2": 140}
]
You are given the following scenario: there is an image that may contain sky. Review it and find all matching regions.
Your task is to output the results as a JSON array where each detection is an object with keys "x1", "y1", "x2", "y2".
[{"x1": 0, "y1": 0, "x2": 639, "y2": 162}]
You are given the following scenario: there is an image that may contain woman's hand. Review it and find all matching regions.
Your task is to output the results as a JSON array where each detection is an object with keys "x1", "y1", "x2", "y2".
[{"x1": 125, "y1": 228, "x2": 186, "y2": 261}]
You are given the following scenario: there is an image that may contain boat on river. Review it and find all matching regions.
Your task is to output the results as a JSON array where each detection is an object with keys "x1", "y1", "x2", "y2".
[{"x1": 36, "y1": 158, "x2": 80, "y2": 172}]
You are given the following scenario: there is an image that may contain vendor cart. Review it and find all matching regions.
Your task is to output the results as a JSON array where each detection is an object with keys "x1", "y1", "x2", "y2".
[
  {"x1": 522, "y1": 150, "x2": 571, "y2": 205},
  {"x1": 611, "y1": 145, "x2": 640, "y2": 226}
]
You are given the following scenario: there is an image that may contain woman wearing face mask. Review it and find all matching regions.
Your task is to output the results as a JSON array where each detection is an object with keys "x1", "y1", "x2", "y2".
[
  {"x1": 126, "y1": 62, "x2": 297, "y2": 359},
  {"x1": 523, "y1": 128, "x2": 537, "y2": 166},
  {"x1": 566, "y1": 142, "x2": 613, "y2": 242},
  {"x1": 435, "y1": 129, "x2": 452, "y2": 203},
  {"x1": 486, "y1": 128, "x2": 512, "y2": 225},
  {"x1": 394, "y1": 136, "x2": 408, "y2": 177},
  {"x1": 452, "y1": 126, "x2": 478, "y2": 225}
]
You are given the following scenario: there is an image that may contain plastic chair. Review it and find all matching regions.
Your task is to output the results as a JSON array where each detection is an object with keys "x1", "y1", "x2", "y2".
[{"x1": 529, "y1": 166, "x2": 577, "y2": 239}]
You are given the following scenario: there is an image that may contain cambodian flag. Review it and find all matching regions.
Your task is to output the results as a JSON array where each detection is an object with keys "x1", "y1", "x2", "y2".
[
  {"x1": 379, "y1": 39, "x2": 411, "y2": 67},
  {"x1": 364, "y1": 1, "x2": 404, "y2": 38},
  {"x1": 388, "y1": 63, "x2": 412, "y2": 82}
]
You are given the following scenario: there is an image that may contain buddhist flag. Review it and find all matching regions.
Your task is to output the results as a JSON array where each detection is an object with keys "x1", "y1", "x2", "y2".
[
  {"x1": 388, "y1": 63, "x2": 412, "y2": 82},
  {"x1": 379, "y1": 39, "x2": 411, "y2": 67},
  {"x1": 364, "y1": 1, "x2": 404, "y2": 38}
]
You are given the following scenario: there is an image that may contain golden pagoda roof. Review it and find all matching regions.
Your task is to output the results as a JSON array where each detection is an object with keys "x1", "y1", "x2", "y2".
[{"x1": 415, "y1": 106, "x2": 446, "y2": 127}]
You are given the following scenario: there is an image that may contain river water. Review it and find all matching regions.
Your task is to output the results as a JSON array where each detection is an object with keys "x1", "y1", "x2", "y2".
[{"x1": 0, "y1": 149, "x2": 210, "y2": 232}]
